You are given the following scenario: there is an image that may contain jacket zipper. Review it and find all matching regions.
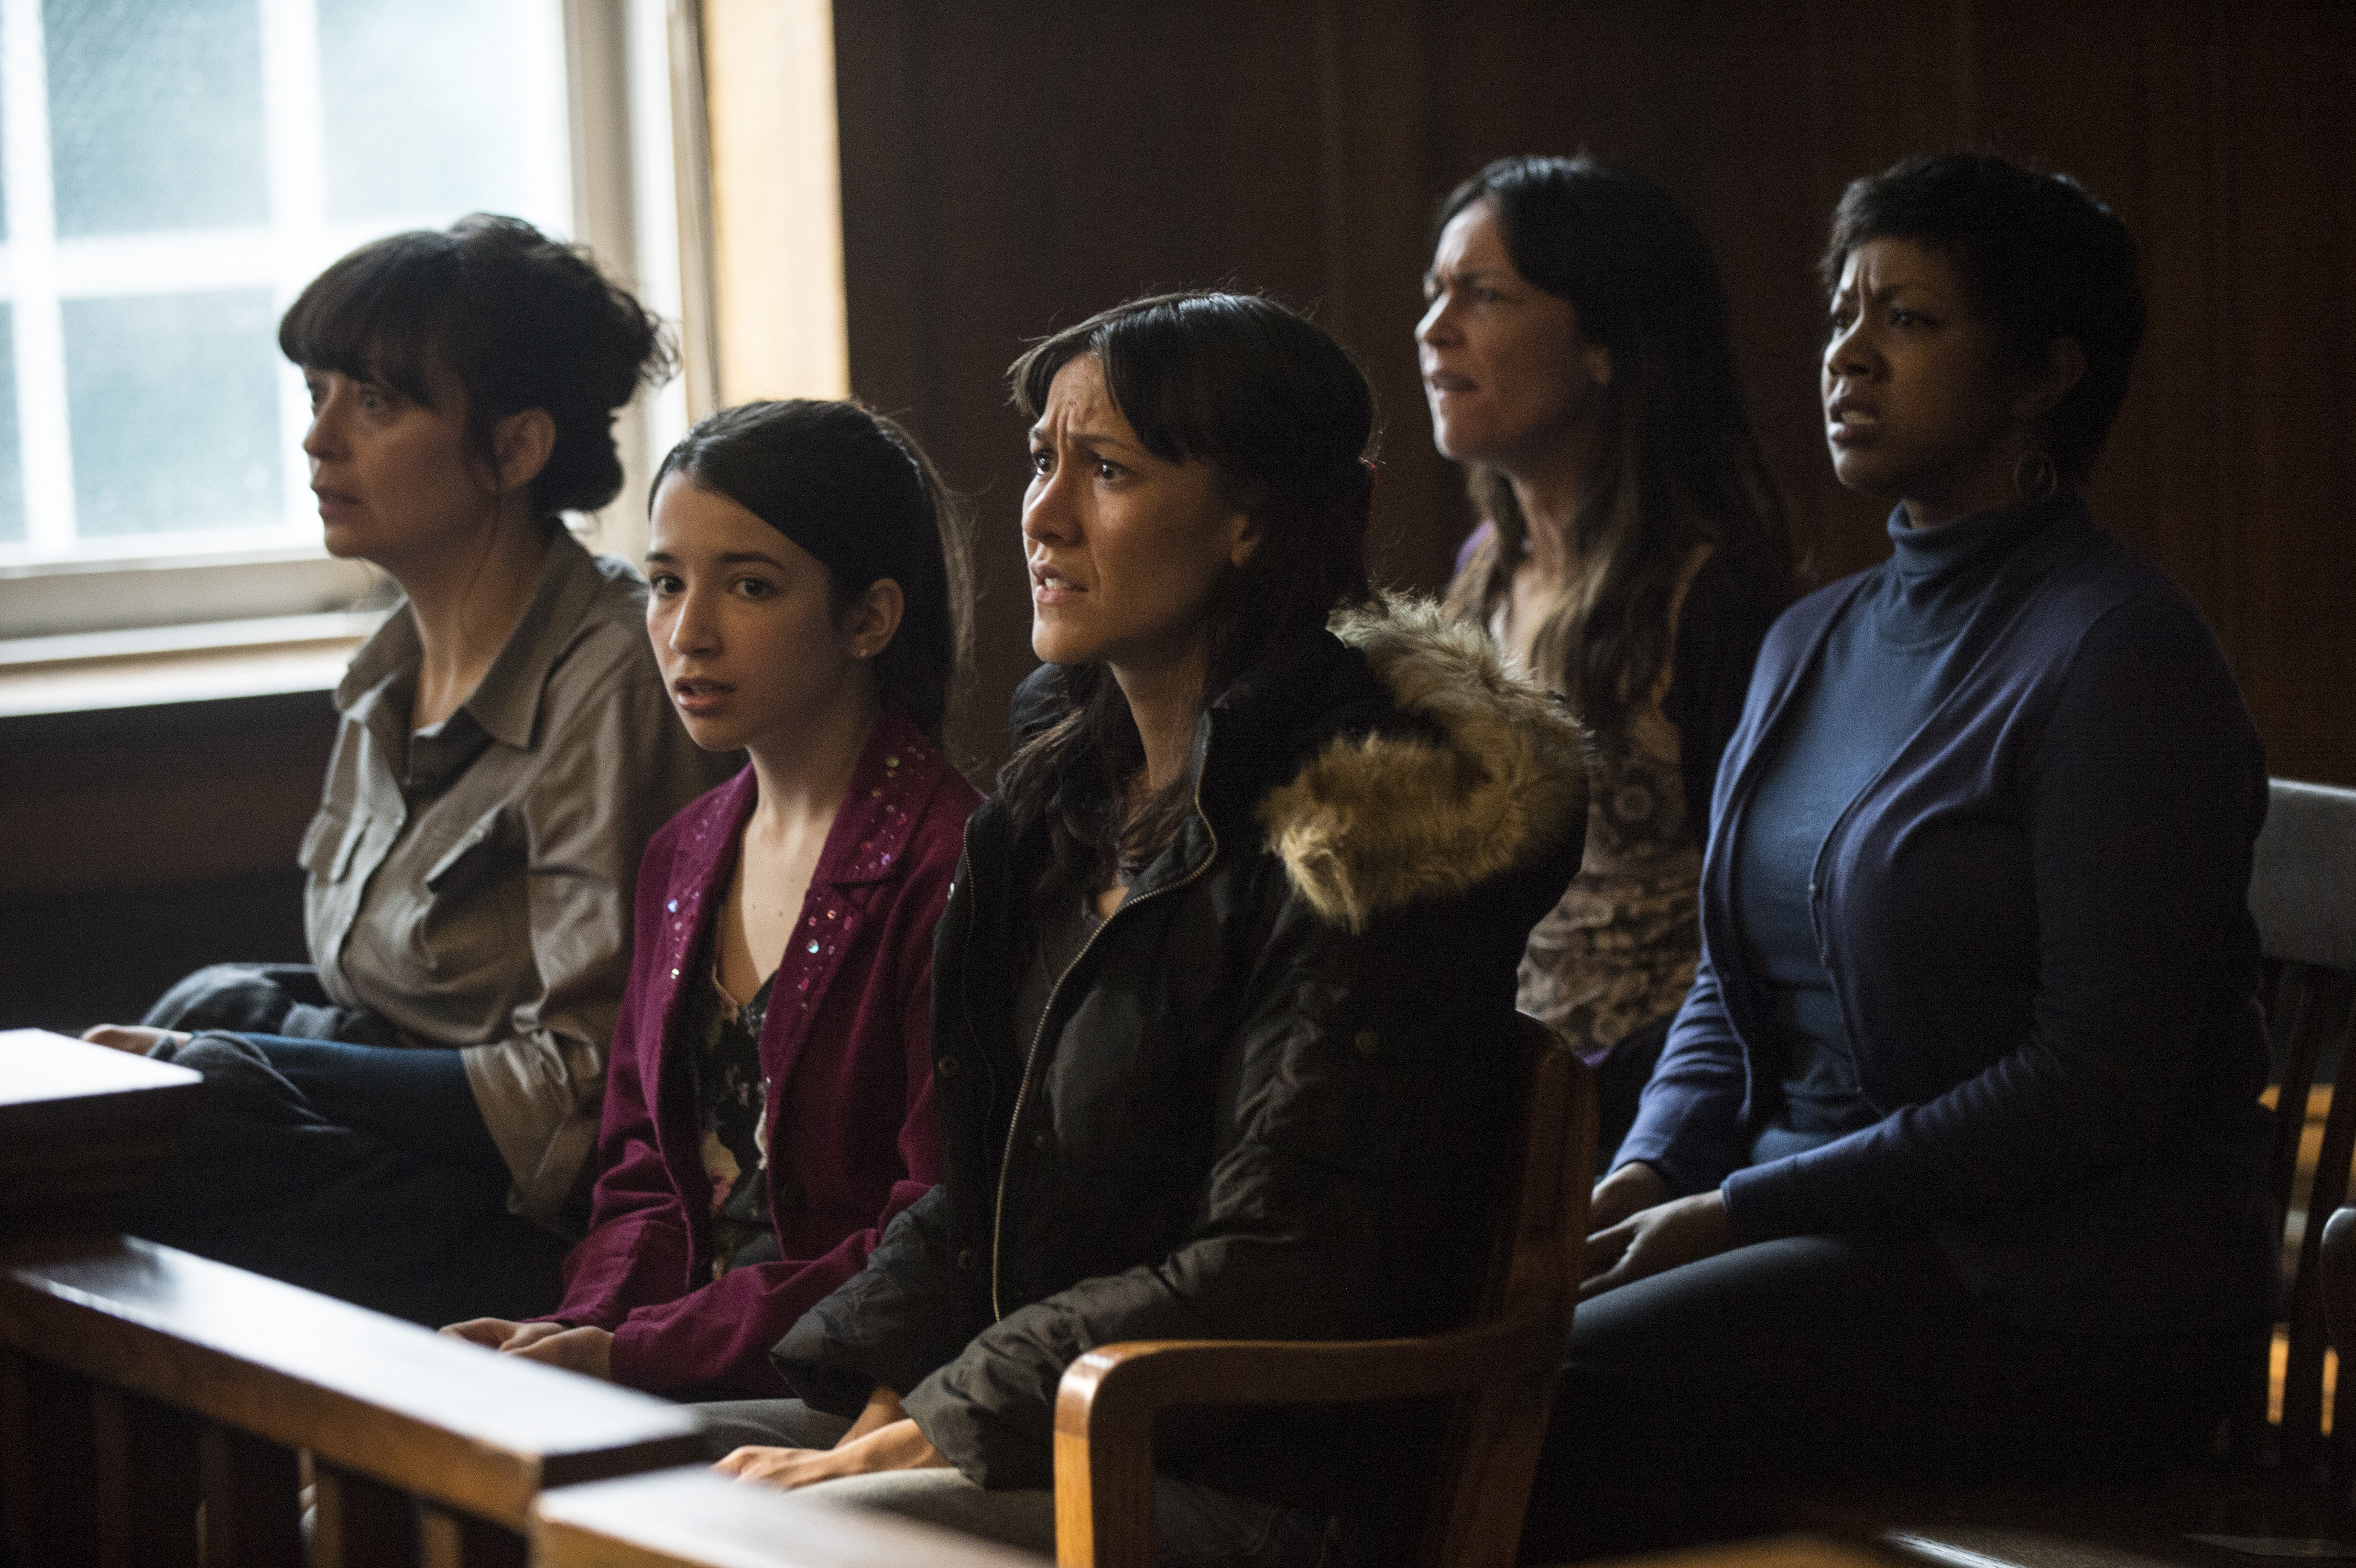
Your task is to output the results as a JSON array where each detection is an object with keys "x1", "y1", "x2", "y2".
[{"x1": 989, "y1": 773, "x2": 1220, "y2": 1320}]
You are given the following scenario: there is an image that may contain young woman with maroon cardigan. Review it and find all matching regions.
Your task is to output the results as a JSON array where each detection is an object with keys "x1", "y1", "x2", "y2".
[{"x1": 444, "y1": 399, "x2": 979, "y2": 1396}]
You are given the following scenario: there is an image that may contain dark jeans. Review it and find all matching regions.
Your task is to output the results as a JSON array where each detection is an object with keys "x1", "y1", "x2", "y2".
[
  {"x1": 141, "y1": 961, "x2": 400, "y2": 1049},
  {"x1": 691, "y1": 1398, "x2": 1345, "y2": 1568},
  {"x1": 1521, "y1": 1232, "x2": 2253, "y2": 1560},
  {"x1": 120, "y1": 963, "x2": 568, "y2": 1328}
]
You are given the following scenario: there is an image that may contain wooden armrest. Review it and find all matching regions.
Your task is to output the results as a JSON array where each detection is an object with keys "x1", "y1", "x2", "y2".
[
  {"x1": 532, "y1": 1466, "x2": 1048, "y2": 1568},
  {"x1": 0, "y1": 1236, "x2": 701, "y2": 1530},
  {"x1": 1054, "y1": 1307, "x2": 1568, "y2": 1429},
  {"x1": 1051, "y1": 1305, "x2": 1568, "y2": 1568}
]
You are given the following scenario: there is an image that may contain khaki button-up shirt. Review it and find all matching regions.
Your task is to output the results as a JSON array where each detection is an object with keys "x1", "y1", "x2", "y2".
[{"x1": 300, "y1": 532, "x2": 730, "y2": 1227}]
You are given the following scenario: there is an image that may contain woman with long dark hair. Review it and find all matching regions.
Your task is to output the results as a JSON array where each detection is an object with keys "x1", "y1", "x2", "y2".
[
  {"x1": 692, "y1": 293, "x2": 1588, "y2": 1565},
  {"x1": 1421, "y1": 155, "x2": 1794, "y2": 1154}
]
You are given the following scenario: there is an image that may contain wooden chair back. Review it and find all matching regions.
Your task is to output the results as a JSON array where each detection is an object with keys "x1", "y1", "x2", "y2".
[
  {"x1": 2252, "y1": 779, "x2": 2356, "y2": 1476},
  {"x1": 1051, "y1": 1013, "x2": 1595, "y2": 1568},
  {"x1": 1421, "y1": 1011, "x2": 1597, "y2": 1564}
]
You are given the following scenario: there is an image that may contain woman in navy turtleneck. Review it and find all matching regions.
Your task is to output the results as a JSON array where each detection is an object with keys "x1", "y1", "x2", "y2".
[{"x1": 1523, "y1": 152, "x2": 2275, "y2": 1556}]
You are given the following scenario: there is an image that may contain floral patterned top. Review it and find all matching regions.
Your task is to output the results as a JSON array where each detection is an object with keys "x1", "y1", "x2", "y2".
[
  {"x1": 1512, "y1": 701, "x2": 1704, "y2": 1053},
  {"x1": 1455, "y1": 532, "x2": 1789, "y2": 1058}
]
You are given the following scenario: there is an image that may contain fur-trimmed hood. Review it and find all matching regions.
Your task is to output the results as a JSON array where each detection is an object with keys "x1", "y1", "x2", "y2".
[{"x1": 1258, "y1": 596, "x2": 1589, "y2": 933}]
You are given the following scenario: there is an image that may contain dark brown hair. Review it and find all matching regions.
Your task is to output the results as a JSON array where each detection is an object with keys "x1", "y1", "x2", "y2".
[
  {"x1": 998, "y1": 291, "x2": 1378, "y2": 897},
  {"x1": 652, "y1": 399, "x2": 971, "y2": 743},
  {"x1": 280, "y1": 214, "x2": 673, "y2": 527},
  {"x1": 1821, "y1": 150, "x2": 2145, "y2": 486},
  {"x1": 1434, "y1": 155, "x2": 1790, "y2": 732}
]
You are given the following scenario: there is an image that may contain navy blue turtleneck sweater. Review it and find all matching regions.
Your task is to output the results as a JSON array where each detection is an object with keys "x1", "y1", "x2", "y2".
[
  {"x1": 1621, "y1": 494, "x2": 2274, "y2": 1334},
  {"x1": 1733, "y1": 501, "x2": 2058, "y2": 1154}
]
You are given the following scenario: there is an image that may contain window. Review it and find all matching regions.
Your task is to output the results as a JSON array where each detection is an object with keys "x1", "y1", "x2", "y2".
[{"x1": 0, "y1": 0, "x2": 690, "y2": 648}]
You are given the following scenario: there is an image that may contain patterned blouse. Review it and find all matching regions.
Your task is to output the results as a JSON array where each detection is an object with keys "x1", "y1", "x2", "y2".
[
  {"x1": 1458, "y1": 533, "x2": 1788, "y2": 1057},
  {"x1": 683, "y1": 958, "x2": 780, "y2": 1276},
  {"x1": 1512, "y1": 699, "x2": 1704, "y2": 1054}
]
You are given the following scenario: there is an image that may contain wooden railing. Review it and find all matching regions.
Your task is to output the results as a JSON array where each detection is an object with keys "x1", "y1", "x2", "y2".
[
  {"x1": 0, "y1": 1027, "x2": 1062, "y2": 1568},
  {"x1": 0, "y1": 1028, "x2": 704, "y2": 1567}
]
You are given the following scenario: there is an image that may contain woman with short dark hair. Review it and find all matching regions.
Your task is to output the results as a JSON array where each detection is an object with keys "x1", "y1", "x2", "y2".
[
  {"x1": 1528, "y1": 152, "x2": 2273, "y2": 1555},
  {"x1": 1421, "y1": 155, "x2": 1794, "y2": 1157},
  {"x1": 695, "y1": 292, "x2": 1589, "y2": 1565},
  {"x1": 83, "y1": 216, "x2": 728, "y2": 1326}
]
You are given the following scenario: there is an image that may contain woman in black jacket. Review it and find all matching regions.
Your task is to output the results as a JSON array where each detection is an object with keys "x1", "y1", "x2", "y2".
[{"x1": 697, "y1": 292, "x2": 1589, "y2": 1565}]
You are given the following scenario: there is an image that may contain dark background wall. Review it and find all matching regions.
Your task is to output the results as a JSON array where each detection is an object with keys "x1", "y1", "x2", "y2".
[
  {"x1": 6, "y1": 0, "x2": 2348, "y2": 1027},
  {"x1": 0, "y1": 694, "x2": 330, "y2": 1030},
  {"x1": 833, "y1": 0, "x2": 2356, "y2": 787}
]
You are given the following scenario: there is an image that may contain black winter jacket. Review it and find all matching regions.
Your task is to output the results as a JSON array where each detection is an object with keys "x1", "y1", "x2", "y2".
[{"x1": 773, "y1": 602, "x2": 1589, "y2": 1498}]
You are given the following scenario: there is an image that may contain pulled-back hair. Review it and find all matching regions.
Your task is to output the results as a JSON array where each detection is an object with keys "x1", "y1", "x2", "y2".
[
  {"x1": 1435, "y1": 155, "x2": 1790, "y2": 734},
  {"x1": 280, "y1": 214, "x2": 673, "y2": 525},
  {"x1": 1821, "y1": 150, "x2": 2145, "y2": 486},
  {"x1": 653, "y1": 400, "x2": 971, "y2": 743},
  {"x1": 999, "y1": 291, "x2": 1379, "y2": 896}
]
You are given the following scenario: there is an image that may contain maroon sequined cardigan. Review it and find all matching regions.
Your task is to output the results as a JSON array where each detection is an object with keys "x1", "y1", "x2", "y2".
[{"x1": 548, "y1": 706, "x2": 979, "y2": 1395}]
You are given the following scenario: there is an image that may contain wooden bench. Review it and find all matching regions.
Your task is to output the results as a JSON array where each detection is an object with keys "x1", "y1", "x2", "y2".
[{"x1": 0, "y1": 1028, "x2": 705, "y2": 1568}]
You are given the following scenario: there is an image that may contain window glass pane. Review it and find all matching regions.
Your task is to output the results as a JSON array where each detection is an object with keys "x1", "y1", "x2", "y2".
[
  {"x1": 0, "y1": 308, "x2": 22, "y2": 544},
  {"x1": 64, "y1": 290, "x2": 282, "y2": 536},
  {"x1": 318, "y1": 0, "x2": 570, "y2": 227},
  {"x1": 45, "y1": 0, "x2": 269, "y2": 238},
  {"x1": 5, "y1": 0, "x2": 582, "y2": 588}
]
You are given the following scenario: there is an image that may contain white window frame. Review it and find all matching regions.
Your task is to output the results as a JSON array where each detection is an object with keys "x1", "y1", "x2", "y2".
[{"x1": 0, "y1": 0, "x2": 707, "y2": 658}]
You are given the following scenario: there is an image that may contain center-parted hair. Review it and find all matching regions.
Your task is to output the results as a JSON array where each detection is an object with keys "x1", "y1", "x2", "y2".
[
  {"x1": 1434, "y1": 155, "x2": 1791, "y2": 734},
  {"x1": 279, "y1": 214, "x2": 673, "y2": 527},
  {"x1": 652, "y1": 400, "x2": 971, "y2": 744},
  {"x1": 999, "y1": 291, "x2": 1380, "y2": 896},
  {"x1": 1010, "y1": 291, "x2": 1378, "y2": 674}
]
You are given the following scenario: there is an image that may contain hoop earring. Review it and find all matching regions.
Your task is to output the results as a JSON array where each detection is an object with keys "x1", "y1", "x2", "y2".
[{"x1": 2013, "y1": 450, "x2": 2059, "y2": 503}]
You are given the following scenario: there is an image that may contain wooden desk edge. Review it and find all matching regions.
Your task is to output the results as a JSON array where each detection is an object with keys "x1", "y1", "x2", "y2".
[{"x1": 534, "y1": 1468, "x2": 1053, "y2": 1568}]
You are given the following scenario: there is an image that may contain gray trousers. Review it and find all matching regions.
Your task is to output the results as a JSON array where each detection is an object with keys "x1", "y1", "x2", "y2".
[{"x1": 693, "y1": 1400, "x2": 1339, "y2": 1568}]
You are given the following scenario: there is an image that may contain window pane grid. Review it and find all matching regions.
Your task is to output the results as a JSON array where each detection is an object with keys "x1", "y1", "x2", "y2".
[
  {"x1": 2, "y1": 0, "x2": 76, "y2": 557},
  {"x1": 0, "y1": 0, "x2": 574, "y2": 575}
]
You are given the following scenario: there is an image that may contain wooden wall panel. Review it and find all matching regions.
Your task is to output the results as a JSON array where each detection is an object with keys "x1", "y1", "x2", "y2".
[
  {"x1": 833, "y1": 0, "x2": 2353, "y2": 783},
  {"x1": 833, "y1": 1, "x2": 1405, "y2": 770}
]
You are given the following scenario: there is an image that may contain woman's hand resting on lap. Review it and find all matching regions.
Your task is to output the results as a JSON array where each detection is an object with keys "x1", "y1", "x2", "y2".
[
  {"x1": 439, "y1": 1318, "x2": 612, "y2": 1380},
  {"x1": 716, "y1": 1386, "x2": 948, "y2": 1491},
  {"x1": 1582, "y1": 1186, "x2": 1734, "y2": 1299},
  {"x1": 717, "y1": 1419, "x2": 949, "y2": 1490},
  {"x1": 80, "y1": 1025, "x2": 190, "y2": 1055},
  {"x1": 1582, "y1": 1161, "x2": 1735, "y2": 1298},
  {"x1": 1588, "y1": 1161, "x2": 1672, "y2": 1231}
]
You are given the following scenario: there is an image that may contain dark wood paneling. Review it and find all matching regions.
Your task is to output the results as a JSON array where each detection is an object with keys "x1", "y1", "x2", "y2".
[
  {"x1": 836, "y1": 2, "x2": 1365, "y2": 772},
  {"x1": 834, "y1": 0, "x2": 2355, "y2": 785},
  {"x1": 0, "y1": 694, "x2": 333, "y2": 1028}
]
